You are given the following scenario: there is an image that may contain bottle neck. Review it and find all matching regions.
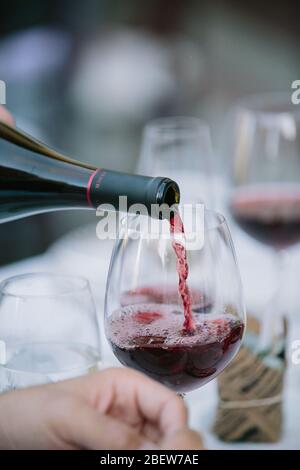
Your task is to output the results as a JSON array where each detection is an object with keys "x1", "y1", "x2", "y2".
[
  {"x1": 86, "y1": 168, "x2": 102, "y2": 208},
  {"x1": 86, "y1": 169, "x2": 180, "y2": 215},
  {"x1": 0, "y1": 140, "x2": 180, "y2": 219}
]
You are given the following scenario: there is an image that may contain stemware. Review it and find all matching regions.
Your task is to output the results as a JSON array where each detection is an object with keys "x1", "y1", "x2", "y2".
[
  {"x1": 228, "y1": 92, "x2": 300, "y2": 348},
  {"x1": 138, "y1": 117, "x2": 215, "y2": 207},
  {"x1": 229, "y1": 93, "x2": 300, "y2": 248},
  {"x1": 104, "y1": 208, "x2": 245, "y2": 394},
  {"x1": 0, "y1": 273, "x2": 101, "y2": 391}
]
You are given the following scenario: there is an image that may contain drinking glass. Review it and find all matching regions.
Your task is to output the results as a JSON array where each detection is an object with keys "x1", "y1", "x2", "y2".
[
  {"x1": 104, "y1": 209, "x2": 245, "y2": 394},
  {"x1": 0, "y1": 273, "x2": 101, "y2": 391},
  {"x1": 228, "y1": 92, "x2": 300, "y2": 348},
  {"x1": 138, "y1": 117, "x2": 215, "y2": 207}
]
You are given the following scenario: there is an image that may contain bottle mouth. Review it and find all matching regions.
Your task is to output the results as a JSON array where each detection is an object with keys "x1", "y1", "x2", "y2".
[{"x1": 156, "y1": 178, "x2": 180, "y2": 207}]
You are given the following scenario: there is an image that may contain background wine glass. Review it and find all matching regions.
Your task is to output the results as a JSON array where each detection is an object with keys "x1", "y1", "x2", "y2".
[
  {"x1": 104, "y1": 209, "x2": 245, "y2": 394},
  {"x1": 228, "y1": 92, "x2": 300, "y2": 348},
  {"x1": 0, "y1": 273, "x2": 101, "y2": 391},
  {"x1": 138, "y1": 116, "x2": 215, "y2": 207}
]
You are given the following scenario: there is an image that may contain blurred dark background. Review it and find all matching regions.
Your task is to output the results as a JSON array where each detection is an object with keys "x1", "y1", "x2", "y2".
[{"x1": 1, "y1": 0, "x2": 300, "y2": 265}]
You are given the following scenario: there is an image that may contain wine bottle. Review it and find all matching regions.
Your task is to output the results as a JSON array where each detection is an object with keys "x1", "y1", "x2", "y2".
[{"x1": 0, "y1": 134, "x2": 180, "y2": 224}]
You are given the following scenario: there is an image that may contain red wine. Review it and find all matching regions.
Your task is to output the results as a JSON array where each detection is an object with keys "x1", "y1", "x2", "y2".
[
  {"x1": 230, "y1": 186, "x2": 300, "y2": 249},
  {"x1": 107, "y1": 304, "x2": 244, "y2": 392},
  {"x1": 0, "y1": 128, "x2": 179, "y2": 223},
  {"x1": 170, "y1": 213, "x2": 195, "y2": 333}
]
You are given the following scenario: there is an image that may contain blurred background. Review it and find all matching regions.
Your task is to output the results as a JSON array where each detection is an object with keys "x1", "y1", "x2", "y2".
[{"x1": 1, "y1": 0, "x2": 300, "y2": 264}]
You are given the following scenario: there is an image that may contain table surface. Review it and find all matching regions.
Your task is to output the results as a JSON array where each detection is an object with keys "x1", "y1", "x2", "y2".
[{"x1": 1, "y1": 222, "x2": 299, "y2": 450}]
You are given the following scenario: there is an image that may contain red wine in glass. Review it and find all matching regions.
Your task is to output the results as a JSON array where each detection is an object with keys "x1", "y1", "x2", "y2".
[
  {"x1": 107, "y1": 303, "x2": 244, "y2": 393},
  {"x1": 230, "y1": 185, "x2": 300, "y2": 249},
  {"x1": 105, "y1": 209, "x2": 245, "y2": 393}
]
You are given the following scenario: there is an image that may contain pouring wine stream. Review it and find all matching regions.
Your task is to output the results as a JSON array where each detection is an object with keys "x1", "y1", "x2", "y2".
[{"x1": 170, "y1": 211, "x2": 195, "y2": 334}]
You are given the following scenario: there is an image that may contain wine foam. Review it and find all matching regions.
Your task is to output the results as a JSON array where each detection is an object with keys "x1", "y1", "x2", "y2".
[{"x1": 108, "y1": 304, "x2": 241, "y2": 350}]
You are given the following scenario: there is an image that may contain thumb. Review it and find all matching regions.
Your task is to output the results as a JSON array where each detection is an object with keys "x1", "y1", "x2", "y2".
[
  {"x1": 58, "y1": 398, "x2": 155, "y2": 450},
  {"x1": 161, "y1": 428, "x2": 205, "y2": 450}
]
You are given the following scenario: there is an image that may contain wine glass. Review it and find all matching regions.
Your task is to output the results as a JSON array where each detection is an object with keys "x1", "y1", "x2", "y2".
[
  {"x1": 104, "y1": 208, "x2": 245, "y2": 394},
  {"x1": 138, "y1": 117, "x2": 215, "y2": 207},
  {"x1": 228, "y1": 92, "x2": 300, "y2": 348},
  {"x1": 0, "y1": 273, "x2": 101, "y2": 391}
]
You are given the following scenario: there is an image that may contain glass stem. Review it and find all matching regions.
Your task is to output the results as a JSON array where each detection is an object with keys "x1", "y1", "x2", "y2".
[{"x1": 258, "y1": 249, "x2": 286, "y2": 352}]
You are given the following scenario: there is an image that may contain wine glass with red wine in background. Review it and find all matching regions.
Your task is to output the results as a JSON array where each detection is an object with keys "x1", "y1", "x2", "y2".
[
  {"x1": 228, "y1": 93, "x2": 300, "y2": 345},
  {"x1": 104, "y1": 208, "x2": 245, "y2": 394}
]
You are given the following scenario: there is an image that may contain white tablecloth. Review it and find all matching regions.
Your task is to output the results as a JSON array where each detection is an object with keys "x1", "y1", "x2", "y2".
[{"x1": 1, "y1": 222, "x2": 300, "y2": 450}]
